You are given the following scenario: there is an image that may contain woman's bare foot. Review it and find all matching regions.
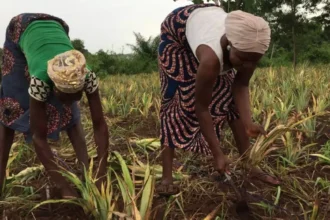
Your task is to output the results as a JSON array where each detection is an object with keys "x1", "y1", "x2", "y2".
[
  {"x1": 158, "y1": 145, "x2": 179, "y2": 196},
  {"x1": 156, "y1": 179, "x2": 180, "y2": 197},
  {"x1": 248, "y1": 167, "x2": 281, "y2": 186},
  {"x1": 61, "y1": 186, "x2": 79, "y2": 199}
]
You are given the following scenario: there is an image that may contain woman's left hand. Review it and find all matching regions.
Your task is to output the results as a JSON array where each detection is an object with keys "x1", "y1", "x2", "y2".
[{"x1": 246, "y1": 123, "x2": 267, "y2": 138}]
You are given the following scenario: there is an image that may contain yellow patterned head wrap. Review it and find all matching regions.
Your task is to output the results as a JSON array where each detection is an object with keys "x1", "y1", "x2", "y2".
[{"x1": 47, "y1": 50, "x2": 87, "y2": 93}]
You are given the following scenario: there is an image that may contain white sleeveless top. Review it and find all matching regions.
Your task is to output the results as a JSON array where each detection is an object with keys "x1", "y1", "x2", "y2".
[{"x1": 186, "y1": 6, "x2": 228, "y2": 74}]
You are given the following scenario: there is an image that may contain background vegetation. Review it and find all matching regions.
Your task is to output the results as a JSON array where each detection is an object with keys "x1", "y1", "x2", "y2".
[
  {"x1": 0, "y1": 0, "x2": 330, "y2": 219},
  {"x1": 0, "y1": 66, "x2": 329, "y2": 219},
  {"x1": 1, "y1": 0, "x2": 329, "y2": 75}
]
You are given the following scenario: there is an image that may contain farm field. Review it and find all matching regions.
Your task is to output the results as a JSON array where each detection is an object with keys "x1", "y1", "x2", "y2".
[{"x1": 1, "y1": 65, "x2": 330, "y2": 220}]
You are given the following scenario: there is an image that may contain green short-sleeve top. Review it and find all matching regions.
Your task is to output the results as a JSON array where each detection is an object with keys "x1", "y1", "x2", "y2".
[{"x1": 19, "y1": 20, "x2": 99, "y2": 102}]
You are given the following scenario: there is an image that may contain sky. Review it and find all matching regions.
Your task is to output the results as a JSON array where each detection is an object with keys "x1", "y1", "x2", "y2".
[{"x1": 0, "y1": 0, "x2": 193, "y2": 53}]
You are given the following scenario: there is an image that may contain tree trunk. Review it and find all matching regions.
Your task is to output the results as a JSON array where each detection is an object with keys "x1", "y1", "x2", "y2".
[
  {"x1": 236, "y1": 0, "x2": 241, "y2": 10},
  {"x1": 292, "y1": 0, "x2": 297, "y2": 71},
  {"x1": 292, "y1": 26, "x2": 296, "y2": 70},
  {"x1": 270, "y1": 43, "x2": 275, "y2": 61}
]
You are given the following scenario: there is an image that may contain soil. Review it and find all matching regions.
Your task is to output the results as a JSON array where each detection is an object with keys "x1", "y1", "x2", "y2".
[{"x1": 1, "y1": 114, "x2": 330, "y2": 220}]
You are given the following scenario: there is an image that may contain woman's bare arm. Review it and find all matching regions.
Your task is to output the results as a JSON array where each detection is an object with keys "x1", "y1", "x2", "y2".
[
  {"x1": 30, "y1": 98, "x2": 75, "y2": 196},
  {"x1": 86, "y1": 88, "x2": 109, "y2": 184},
  {"x1": 232, "y1": 68, "x2": 266, "y2": 137},
  {"x1": 195, "y1": 45, "x2": 229, "y2": 173}
]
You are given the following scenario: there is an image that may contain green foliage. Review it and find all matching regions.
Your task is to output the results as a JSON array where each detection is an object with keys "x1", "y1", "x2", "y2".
[
  {"x1": 187, "y1": 0, "x2": 330, "y2": 68},
  {"x1": 192, "y1": 0, "x2": 206, "y2": 3},
  {"x1": 1, "y1": 1, "x2": 330, "y2": 75},
  {"x1": 71, "y1": 39, "x2": 90, "y2": 56},
  {"x1": 1, "y1": 65, "x2": 330, "y2": 219},
  {"x1": 69, "y1": 33, "x2": 159, "y2": 76},
  {"x1": 32, "y1": 160, "x2": 118, "y2": 220},
  {"x1": 74, "y1": 1, "x2": 330, "y2": 72},
  {"x1": 128, "y1": 32, "x2": 160, "y2": 61}
]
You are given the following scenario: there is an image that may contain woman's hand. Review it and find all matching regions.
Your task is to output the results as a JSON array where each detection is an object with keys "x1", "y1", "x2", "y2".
[
  {"x1": 30, "y1": 97, "x2": 78, "y2": 198},
  {"x1": 246, "y1": 123, "x2": 267, "y2": 138},
  {"x1": 213, "y1": 153, "x2": 231, "y2": 174}
]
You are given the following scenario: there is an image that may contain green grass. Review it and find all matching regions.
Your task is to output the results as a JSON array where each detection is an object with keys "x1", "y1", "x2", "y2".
[{"x1": 1, "y1": 65, "x2": 330, "y2": 219}]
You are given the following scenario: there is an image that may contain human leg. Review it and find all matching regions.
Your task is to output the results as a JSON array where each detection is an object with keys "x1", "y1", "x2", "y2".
[
  {"x1": 161, "y1": 145, "x2": 174, "y2": 185},
  {"x1": 157, "y1": 145, "x2": 180, "y2": 196},
  {"x1": 0, "y1": 124, "x2": 15, "y2": 193}
]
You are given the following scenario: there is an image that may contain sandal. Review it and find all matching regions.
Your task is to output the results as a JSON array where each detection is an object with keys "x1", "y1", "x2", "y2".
[{"x1": 156, "y1": 184, "x2": 180, "y2": 197}]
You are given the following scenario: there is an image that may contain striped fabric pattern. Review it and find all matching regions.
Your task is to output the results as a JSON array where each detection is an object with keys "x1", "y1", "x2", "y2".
[{"x1": 158, "y1": 4, "x2": 239, "y2": 155}]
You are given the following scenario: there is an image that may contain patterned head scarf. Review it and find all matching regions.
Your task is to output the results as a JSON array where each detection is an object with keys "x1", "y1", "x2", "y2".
[
  {"x1": 47, "y1": 50, "x2": 87, "y2": 93},
  {"x1": 225, "y1": 10, "x2": 271, "y2": 54}
]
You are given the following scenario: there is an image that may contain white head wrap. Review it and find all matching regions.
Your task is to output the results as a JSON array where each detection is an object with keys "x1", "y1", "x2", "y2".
[
  {"x1": 47, "y1": 50, "x2": 87, "y2": 93},
  {"x1": 225, "y1": 10, "x2": 271, "y2": 54}
]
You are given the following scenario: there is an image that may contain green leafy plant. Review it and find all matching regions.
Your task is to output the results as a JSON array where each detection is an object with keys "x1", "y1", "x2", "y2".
[
  {"x1": 113, "y1": 151, "x2": 155, "y2": 220},
  {"x1": 247, "y1": 112, "x2": 326, "y2": 167},
  {"x1": 32, "y1": 160, "x2": 118, "y2": 220}
]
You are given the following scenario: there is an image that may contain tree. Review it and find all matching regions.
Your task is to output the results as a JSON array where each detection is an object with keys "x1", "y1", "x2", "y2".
[
  {"x1": 179, "y1": 0, "x2": 330, "y2": 66},
  {"x1": 315, "y1": 0, "x2": 330, "y2": 28},
  {"x1": 262, "y1": 0, "x2": 325, "y2": 69},
  {"x1": 71, "y1": 39, "x2": 89, "y2": 55},
  {"x1": 94, "y1": 50, "x2": 118, "y2": 75},
  {"x1": 127, "y1": 33, "x2": 160, "y2": 61}
]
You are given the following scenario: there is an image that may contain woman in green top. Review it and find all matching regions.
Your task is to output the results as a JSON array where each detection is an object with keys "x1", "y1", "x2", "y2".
[{"x1": 0, "y1": 13, "x2": 109, "y2": 198}]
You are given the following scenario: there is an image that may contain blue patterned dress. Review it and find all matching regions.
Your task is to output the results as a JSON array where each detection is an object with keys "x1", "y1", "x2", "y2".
[{"x1": 0, "y1": 13, "x2": 98, "y2": 142}]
